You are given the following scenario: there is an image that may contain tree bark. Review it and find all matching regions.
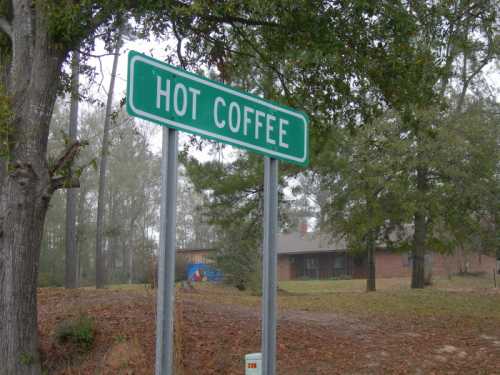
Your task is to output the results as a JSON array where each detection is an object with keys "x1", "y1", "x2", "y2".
[
  {"x1": 366, "y1": 230, "x2": 376, "y2": 292},
  {"x1": 0, "y1": 2, "x2": 67, "y2": 373},
  {"x1": 128, "y1": 223, "x2": 134, "y2": 284},
  {"x1": 76, "y1": 182, "x2": 88, "y2": 286},
  {"x1": 65, "y1": 51, "x2": 80, "y2": 289},
  {"x1": 411, "y1": 168, "x2": 428, "y2": 289},
  {"x1": 95, "y1": 33, "x2": 122, "y2": 289},
  {"x1": 107, "y1": 190, "x2": 118, "y2": 281},
  {"x1": 496, "y1": 205, "x2": 500, "y2": 275}
]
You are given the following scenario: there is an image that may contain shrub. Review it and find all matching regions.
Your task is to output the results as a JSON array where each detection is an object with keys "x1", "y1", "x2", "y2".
[
  {"x1": 55, "y1": 314, "x2": 95, "y2": 351},
  {"x1": 215, "y1": 237, "x2": 261, "y2": 292}
]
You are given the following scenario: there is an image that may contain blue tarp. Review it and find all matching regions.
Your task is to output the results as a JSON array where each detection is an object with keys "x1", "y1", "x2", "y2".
[{"x1": 187, "y1": 263, "x2": 223, "y2": 282}]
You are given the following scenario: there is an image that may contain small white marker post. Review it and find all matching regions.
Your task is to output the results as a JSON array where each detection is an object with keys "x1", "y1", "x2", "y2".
[
  {"x1": 155, "y1": 126, "x2": 178, "y2": 375},
  {"x1": 262, "y1": 157, "x2": 278, "y2": 375},
  {"x1": 245, "y1": 352, "x2": 263, "y2": 374}
]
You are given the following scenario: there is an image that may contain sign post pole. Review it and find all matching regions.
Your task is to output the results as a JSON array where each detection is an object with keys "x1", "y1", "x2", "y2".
[
  {"x1": 127, "y1": 51, "x2": 308, "y2": 374},
  {"x1": 155, "y1": 127, "x2": 179, "y2": 375},
  {"x1": 262, "y1": 157, "x2": 278, "y2": 375}
]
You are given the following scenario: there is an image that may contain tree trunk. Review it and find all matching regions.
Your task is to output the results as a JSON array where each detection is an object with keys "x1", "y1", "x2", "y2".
[
  {"x1": 411, "y1": 211, "x2": 426, "y2": 288},
  {"x1": 366, "y1": 230, "x2": 376, "y2": 292},
  {"x1": 496, "y1": 208, "x2": 500, "y2": 275},
  {"x1": 107, "y1": 191, "x2": 118, "y2": 282},
  {"x1": 65, "y1": 51, "x2": 80, "y2": 289},
  {"x1": 411, "y1": 168, "x2": 428, "y2": 289},
  {"x1": 0, "y1": 2, "x2": 67, "y2": 373},
  {"x1": 95, "y1": 34, "x2": 122, "y2": 288},
  {"x1": 76, "y1": 183, "x2": 88, "y2": 286},
  {"x1": 128, "y1": 231, "x2": 134, "y2": 284},
  {"x1": 128, "y1": 216, "x2": 136, "y2": 284}
]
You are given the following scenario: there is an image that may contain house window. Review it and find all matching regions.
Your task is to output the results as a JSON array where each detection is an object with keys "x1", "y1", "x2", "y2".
[
  {"x1": 334, "y1": 254, "x2": 345, "y2": 270},
  {"x1": 304, "y1": 256, "x2": 319, "y2": 279},
  {"x1": 333, "y1": 253, "x2": 346, "y2": 276}
]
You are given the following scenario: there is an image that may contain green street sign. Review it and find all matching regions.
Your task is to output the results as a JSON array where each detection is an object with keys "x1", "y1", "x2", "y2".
[{"x1": 126, "y1": 51, "x2": 309, "y2": 166}]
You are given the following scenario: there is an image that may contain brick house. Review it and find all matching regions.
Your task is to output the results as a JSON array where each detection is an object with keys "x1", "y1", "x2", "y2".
[
  {"x1": 177, "y1": 234, "x2": 497, "y2": 281},
  {"x1": 277, "y1": 231, "x2": 352, "y2": 280},
  {"x1": 277, "y1": 231, "x2": 497, "y2": 281}
]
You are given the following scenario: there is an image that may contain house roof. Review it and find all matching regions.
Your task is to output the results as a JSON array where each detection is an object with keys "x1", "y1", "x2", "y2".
[
  {"x1": 177, "y1": 226, "x2": 413, "y2": 256},
  {"x1": 176, "y1": 233, "x2": 346, "y2": 255},
  {"x1": 277, "y1": 232, "x2": 347, "y2": 254},
  {"x1": 277, "y1": 224, "x2": 415, "y2": 255},
  {"x1": 177, "y1": 247, "x2": 215, "y2": 253}
]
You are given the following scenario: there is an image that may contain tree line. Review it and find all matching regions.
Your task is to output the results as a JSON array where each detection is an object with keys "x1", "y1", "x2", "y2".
[
  {"x1": 41, "y1": 104, "x2": 160, "y2": 287},
  {"x1": 41, "y1": 101, "x2": 216, "y2": 287}
]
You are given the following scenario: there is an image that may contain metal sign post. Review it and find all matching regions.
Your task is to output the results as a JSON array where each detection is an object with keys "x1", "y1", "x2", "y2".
[
  {"x1": 155, "y1": 127, "x2": 179, "y2": 375},
  {"x1": 126, "y1": 51, "x2": 308, "y2": 375},
  {"x1": 262, "y1": 157, "x2": 278, "y2": 375}
]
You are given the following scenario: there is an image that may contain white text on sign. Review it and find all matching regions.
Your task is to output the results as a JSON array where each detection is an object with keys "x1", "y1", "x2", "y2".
[{"x1": 156, "y1": 77, "x2": 289, "y2": 149}]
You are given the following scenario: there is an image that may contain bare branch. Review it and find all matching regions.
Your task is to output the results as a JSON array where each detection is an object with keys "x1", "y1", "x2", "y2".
[
  {"x1": 49, "y1": 141, "x2": 82, "y2": 176},
  {"x1": 202, "y1": 14, "x2": 279, "y2": 27},
  {"x1": 80, "y1": 51, "x2": 119, "y2": 58},
  {"x1": 50, "y1": 176, "x2": 80, "y2": 191},
  {"x1": 172, "y1": 21, "x2": 187, "y2": 69},
  {"x1": 457, "y1": 45, "x2": 494, "y2": 111},
  {"x1": 0, "y1": 17, "x2": 12, "y2": 40}
]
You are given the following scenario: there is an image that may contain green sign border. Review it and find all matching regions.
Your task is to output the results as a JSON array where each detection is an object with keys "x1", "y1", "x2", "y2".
[{"x1": 127, "y1": 51, "x2": 309, "y2": 166}]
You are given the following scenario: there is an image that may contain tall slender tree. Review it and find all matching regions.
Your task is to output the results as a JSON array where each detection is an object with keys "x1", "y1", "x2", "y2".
[
  {"x1": 64, "y1": 51, "x2": 80, "y2": 289},
  {"x1": 95, "y1": 30, "x2": 122, "y2": 289}
]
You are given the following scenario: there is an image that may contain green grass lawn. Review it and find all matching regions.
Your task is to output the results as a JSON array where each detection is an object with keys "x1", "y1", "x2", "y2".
[
  {"x1": 279, "y1": 277, "x2": 405, "y2": 293},
  {"x1": 279, "y1": 275, "x2": 498, "y2": 294},
  {"x1": 185, "y1": 276, "x2": 500, "y2": 325},
  {"x1": 278, "y1": 276, "x2": 500, "y2": 320},
  {"x1": 280, "y1": 288, "x2": 500, "y2": 321},
  {"x1": 85, "y1": 276, "x2": 500, "y2": 326}
]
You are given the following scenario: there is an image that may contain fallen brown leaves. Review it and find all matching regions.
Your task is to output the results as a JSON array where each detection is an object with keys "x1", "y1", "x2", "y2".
[
  {"x1": 38, "y1": 284, "x2": 500, "y2": 374},
  {"x1": 38, "y1": 288, "x2": 156, "y2": 374}
]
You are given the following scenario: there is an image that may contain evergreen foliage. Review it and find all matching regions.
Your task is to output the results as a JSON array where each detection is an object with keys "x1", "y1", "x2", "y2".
[{"x1": 182, "y1": 152, "x2": 265, "y2": 291}]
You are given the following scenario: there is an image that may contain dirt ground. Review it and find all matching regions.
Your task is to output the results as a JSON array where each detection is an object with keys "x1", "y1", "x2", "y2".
[{"x1": 38, "y1": 285, "x2": 500, "y2": 374}]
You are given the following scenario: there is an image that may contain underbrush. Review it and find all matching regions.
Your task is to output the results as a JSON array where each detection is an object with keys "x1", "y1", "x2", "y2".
[{"x1": 55, "y1": 314, "x2": 95, "y2": 351}]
